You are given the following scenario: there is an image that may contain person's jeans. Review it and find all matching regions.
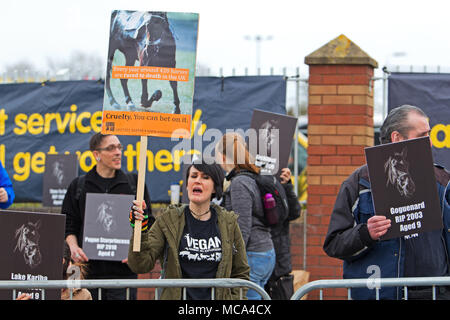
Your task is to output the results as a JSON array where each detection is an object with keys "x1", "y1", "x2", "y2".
[{"x1": 246, "y1": 248, "x2": 276, "y2": 300}]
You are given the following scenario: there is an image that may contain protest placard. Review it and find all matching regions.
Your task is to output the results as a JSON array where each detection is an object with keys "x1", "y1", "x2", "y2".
[
  {"x1": 365, "y1": 136, "x2": 443, "y2": 240},
  {"x1": 101, "y1": 10, "x2": 199, "y2": 138},
  {"x1": 42, "y1": 154, "x2": 78, "y2": 207},
  {"x1": 82, "y1": 193, "x2": 135, "y2": 261},
  {"x1": 250, "y1": 109, "x2": 297, "y2": 177},
  {"x1": 101, "y1": 10, "x2": 198, "y2": 251},
  {"x1": 0, "y1": 210, "x2": 65, "y2": 300}
]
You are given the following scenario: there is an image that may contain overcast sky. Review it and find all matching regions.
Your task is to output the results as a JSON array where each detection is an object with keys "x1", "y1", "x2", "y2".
[{"x1": 1, "y1": 0, "x2": 450, "y2": 77}]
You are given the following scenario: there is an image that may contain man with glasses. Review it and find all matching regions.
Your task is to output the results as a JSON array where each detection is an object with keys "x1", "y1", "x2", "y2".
[
  {"x1": 62, "y1": 133, "x2": 154, "y2": 300},
  {"x1": 323, "y1": 105, "x2": 450, "y2": 300}
]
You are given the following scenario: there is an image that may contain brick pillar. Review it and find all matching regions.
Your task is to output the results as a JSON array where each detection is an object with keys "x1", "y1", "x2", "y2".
[{"x1": 303, "y1": 34, "x2": 377, "y2": 299}]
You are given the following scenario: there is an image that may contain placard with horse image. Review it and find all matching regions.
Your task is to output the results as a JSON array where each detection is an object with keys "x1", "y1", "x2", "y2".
[
  {"x1": 365, "y1": 136, "x2": 443, "y2": 240},
  {"x1": 0, "y1": 210, "x2": 65, "y2": 300},
  {"x1": 82, "y1": 193, "x2": 135, "y2": 261},
  {"x1": 102, "y1": 10, "x2": 199, "y2": 139}
]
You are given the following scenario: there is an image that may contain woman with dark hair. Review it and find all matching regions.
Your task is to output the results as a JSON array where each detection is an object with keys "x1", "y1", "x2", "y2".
[
  {"x1": 215, "y1": 132, "x2": 276, "y2": 300},
  {"x1": 128, "y1": 160, "x2": 250, "y2": 300}
]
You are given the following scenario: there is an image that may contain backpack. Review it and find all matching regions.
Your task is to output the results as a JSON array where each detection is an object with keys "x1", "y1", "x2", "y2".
[
  {"x1": 237, "y1": 171, "x2": 289, "y2": 227},
  {"x1": 74, "y1": 173, "x2": 137, "y2": 201}
]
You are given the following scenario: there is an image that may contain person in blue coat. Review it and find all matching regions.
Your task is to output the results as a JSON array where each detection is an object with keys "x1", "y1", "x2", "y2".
[
  {"x1": 0, "y1": 161, "x2": 14, "y2": 208},
  {"x1": 324, "y1": 105, "x2": 450, "y2": 300}
]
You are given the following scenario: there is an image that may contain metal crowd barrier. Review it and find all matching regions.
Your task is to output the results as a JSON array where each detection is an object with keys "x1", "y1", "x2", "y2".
[
  {"x1": 290, "y1": 276, "x2": 450, "y2": 300},
  {"x1": 1, "y1": 278, "x2": 271, "y2": 300}
]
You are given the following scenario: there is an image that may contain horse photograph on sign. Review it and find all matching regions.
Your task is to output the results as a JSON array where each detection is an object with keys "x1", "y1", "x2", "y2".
[
  {"x1": 14, "y1": 220, "x2": 42, "y2": 269},
  {"x1": 384, "y1": 147, "x2": 416, "y2": 198},
  {"x1": 105, "y1": 11, "x2": 180, "y2": 113},
  {"x1": 250, "y1": 109, "x2": 297, "y2": 177},
  {"x1": 0, "y1": 211, "x2": 65, "y2": 300},
  {"x1": 102, "y1": 10, "x2": 199, "y2": 138},
  {"x1": 42, "y1": 154, "x2": 78, "y2": 207},
  {"x1": 365, "y1": 136, "x2": 443, "y2": 240},
  {"x1": 96, "y1": 200, "x2": 117, "y2": 234},
  {"x1": 82, "y1": 193, "x2": 135, "y2": 261}
]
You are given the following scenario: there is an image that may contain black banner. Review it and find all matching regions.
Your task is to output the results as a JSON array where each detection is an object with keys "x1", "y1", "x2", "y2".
[
  {"x1": 388, "y1": 72, "x2": 450, "y2": 170},
  {"x1": 0, "y1": 76, "x2": 286, "y2": 202}
]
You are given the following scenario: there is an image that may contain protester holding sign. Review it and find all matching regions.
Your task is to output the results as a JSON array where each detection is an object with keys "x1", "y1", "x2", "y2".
[
  {"x1": 265, "y1": 167, "x2": 302, "y2": 300},
  {"x1": 62, "y1": 132, "x2": 154, "y2": 300},
  {"x1": 323, "y1": 105, "x2": 450, "y2": 300},
  {"x1": 215, "y1": 132, "x2": 275, "y2": 300},
  {"x1": 128, "y1": 160, "x2": 249, "y2": 300},
  {"x1": 0, "y1": 161, "x2": 14, "y2": 208}
]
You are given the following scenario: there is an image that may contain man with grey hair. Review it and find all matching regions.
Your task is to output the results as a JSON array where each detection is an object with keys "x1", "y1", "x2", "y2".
[
  {"x1": 379, "y1": 104, "x2": 428, "y2": 144},
  {"x1": 323, "y1": 104, "x2": 450, "y2": 300}
]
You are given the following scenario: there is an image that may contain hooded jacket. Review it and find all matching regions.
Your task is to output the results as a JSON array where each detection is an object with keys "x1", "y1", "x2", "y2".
[
  {"x1": 323, "y1": 164, "x2": 450, "y2": 300},
  {"x1": 128, "y1": 203, "x2": 250, "y2": 300}
]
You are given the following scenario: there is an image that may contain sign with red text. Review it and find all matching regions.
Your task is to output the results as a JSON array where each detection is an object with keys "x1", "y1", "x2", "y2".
[{"x1": 102, "y1": 10, "x2": 199, "y2": 138}]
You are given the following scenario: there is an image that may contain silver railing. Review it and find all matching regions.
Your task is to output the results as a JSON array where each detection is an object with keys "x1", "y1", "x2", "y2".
[
  {"x1": 290, "y1": 276, "x2": 450, "y2": 300},
  {"x1": 1, "y1": 278, "x2": 271, "y2": 300}
]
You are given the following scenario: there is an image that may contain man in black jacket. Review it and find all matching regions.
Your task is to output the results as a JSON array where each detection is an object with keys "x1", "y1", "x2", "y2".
[
  {"x1": 62, "y1": 133, "x2": 154, "y2": 300},
  {"x1": 323, "y1": 105, "x2": 450, "y2": 300}
]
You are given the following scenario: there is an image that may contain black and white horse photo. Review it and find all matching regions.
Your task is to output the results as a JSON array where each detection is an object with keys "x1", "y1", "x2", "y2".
[
  {"x1": 259, "y1": 119, "x2": 280, "y2": 158},
  {"x1": 14, "y1": 221, "x2": 42, "y2": 269},
  {"x1": 52, "y1": 161, "x2": 64, "y2": 185},
  {"x1": 384, "y1": 147, "x2": 416, "y2": 198},
  {"x1": 96, "y1": 201, "x2": 117, "y2": 233},
  {"x1": 105, "y1": 10, "x2": 180, "y2": 114}
]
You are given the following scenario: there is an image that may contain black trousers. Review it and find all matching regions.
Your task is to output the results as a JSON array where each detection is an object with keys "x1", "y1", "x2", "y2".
[
  {"x1": 404, "y1": 286, "x2": 450, "y2": 300},
  {"x1": 89, "y1": 287, "x2": 137, "y2": 300}
]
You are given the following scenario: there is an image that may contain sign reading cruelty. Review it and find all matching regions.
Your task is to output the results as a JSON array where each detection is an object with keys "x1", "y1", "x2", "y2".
[
  {"x1": 365, "y1": 136, "x2": 443, "y2": 240},
  {"x1": 82, "y1": 193, "x2": 135, "y2": 261},
  {"x1": 101, "y1": 9, "x2": 199, "y2": 251},
  {"x1": 102, "y1": 10, "x2": 199, "y2": 139},
  {"x1": 0, "y1": 210, "x2": 65, "y2": 300},
  {"x1": 249, "y1": 109, "x2": 297, "y2": 177},
  {"x1": 42, "y1": 154, "x2": 78, "y2": 207}
]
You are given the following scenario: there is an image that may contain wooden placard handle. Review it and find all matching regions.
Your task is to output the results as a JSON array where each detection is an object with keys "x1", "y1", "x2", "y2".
[{"x1": 133, "y1": 136, "x2": 148, "y2": 252}]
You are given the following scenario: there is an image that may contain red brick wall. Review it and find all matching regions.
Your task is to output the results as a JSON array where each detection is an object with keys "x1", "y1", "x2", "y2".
[{"x1": 291, "y1": 64, "x2": 374, "y2": 300}]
